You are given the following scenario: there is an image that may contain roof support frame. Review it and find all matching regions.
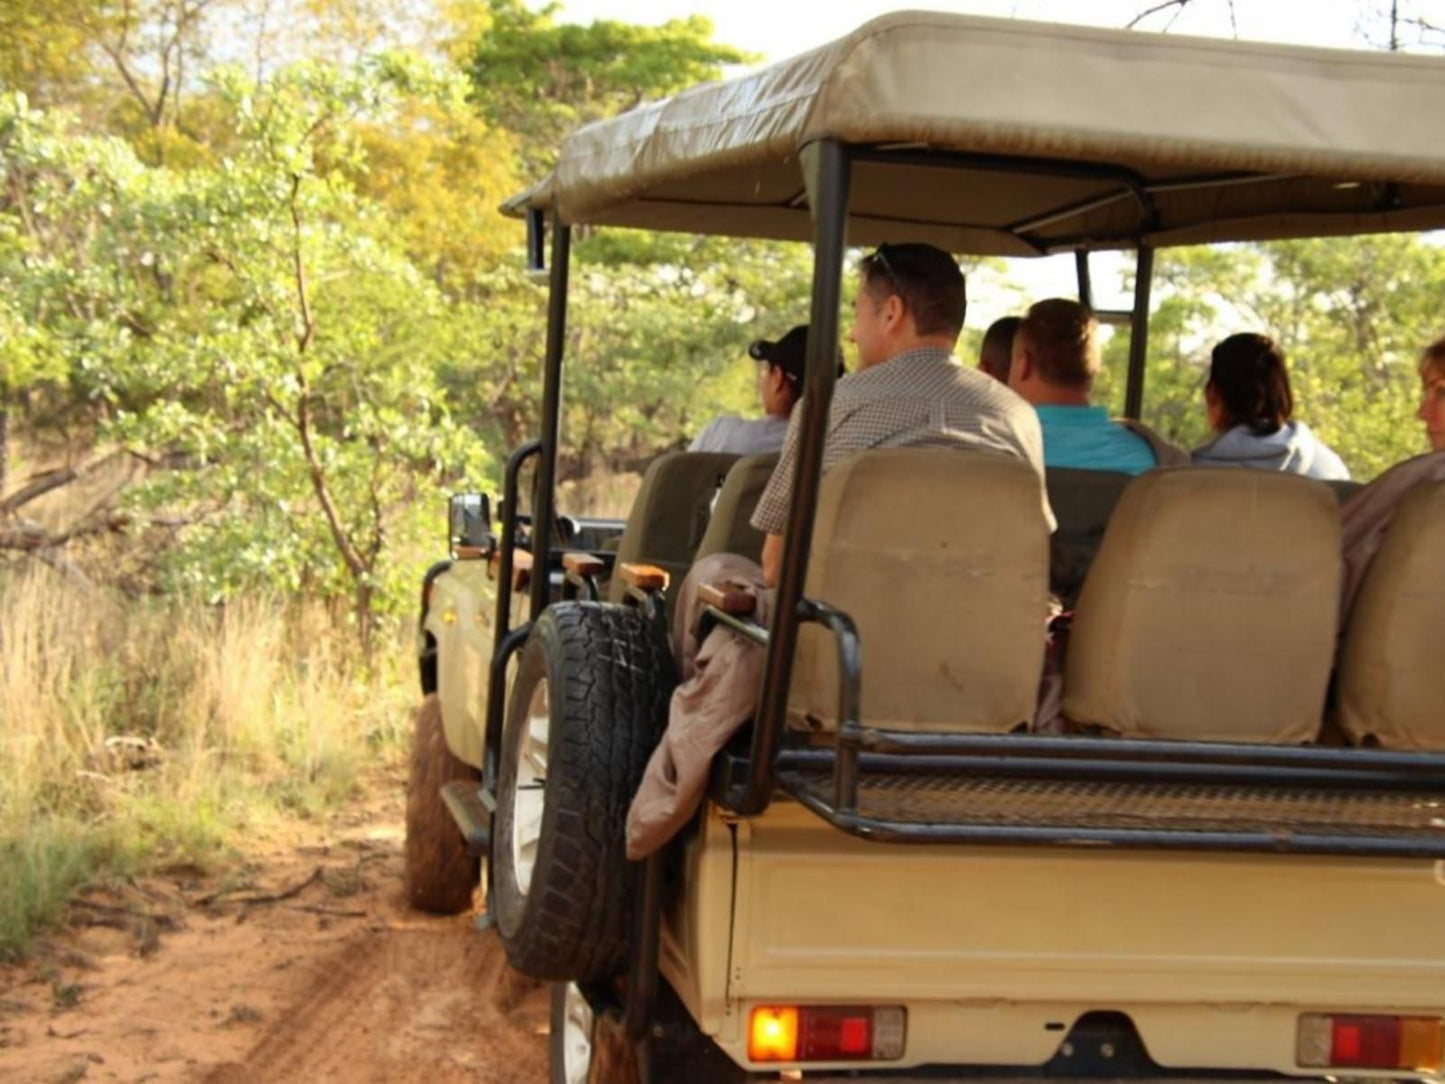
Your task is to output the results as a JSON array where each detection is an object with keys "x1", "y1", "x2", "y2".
[
  {"x1": 1077, "y1": 243, "x2": 1155, "y2": 419},
  {"x1": 525, "y1": 207, "x2": 547, "y2": 273},
  {"x1": 1074, "y1": 249, "x2": 1133, "y2": 326},
  {"x1": 736, "y1": 137, "x2": 852, "y2": 815},
  {"x1": 851, "y1": 143, "x2": 1160, "y2": 245},
  {"x1": 528, "y1": 215, "x2": 571, "y2": 619},
  {"x1": 1124, "y1": 243, "x2": 1155, "y2": 422}
]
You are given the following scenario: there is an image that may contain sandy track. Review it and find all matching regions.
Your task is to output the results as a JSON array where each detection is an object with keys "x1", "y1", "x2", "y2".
[{"x1": 0, "y1": 776, "x2": 549, "y2": 1083}]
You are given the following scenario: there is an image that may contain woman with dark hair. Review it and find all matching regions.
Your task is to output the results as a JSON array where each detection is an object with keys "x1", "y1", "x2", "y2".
[{"x1": 1191, "y1": 332, "x2": 1350, "y2": 480}]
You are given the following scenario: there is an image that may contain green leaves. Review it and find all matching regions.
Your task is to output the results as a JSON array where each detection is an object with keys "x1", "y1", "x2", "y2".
[
  {"x1": 1, "y1": 0, "x2": 789, "y2": 640},
  {"x1": 0, "y1": 65, "x2": 488, "y2": 633},
  {"x1": 468, "y1": 0, "x2": 754, "y2": 174}
]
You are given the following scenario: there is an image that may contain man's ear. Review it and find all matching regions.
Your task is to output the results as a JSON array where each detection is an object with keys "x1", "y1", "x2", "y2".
[
  {"x1": 771, "y1": 367, "x2": 791, "y2": 399},
  {"x1": 1009, "y1": 347, "x2": 1032, "y2": 389},
  {"x1": 882, "y1": 293, "x2": 906, "y2": 333}
]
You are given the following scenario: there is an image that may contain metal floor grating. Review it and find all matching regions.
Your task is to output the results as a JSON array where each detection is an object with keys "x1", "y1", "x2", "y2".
[{"x1": 776, "y1": 766, "x2": 1445, "y2": 849}]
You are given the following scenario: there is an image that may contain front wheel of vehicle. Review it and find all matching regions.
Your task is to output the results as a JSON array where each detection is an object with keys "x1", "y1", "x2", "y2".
[
  {"x1": 404, "y1": 694, "x2": 481, "y2": 914},
  {"x1": 493, "y1": 603, "x2": 674, "y2": 983}
]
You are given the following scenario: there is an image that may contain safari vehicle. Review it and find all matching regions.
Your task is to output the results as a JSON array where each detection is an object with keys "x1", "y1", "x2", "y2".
[{"x1": 408, "y1": 12, "x2": 1445, "y2": 1083}]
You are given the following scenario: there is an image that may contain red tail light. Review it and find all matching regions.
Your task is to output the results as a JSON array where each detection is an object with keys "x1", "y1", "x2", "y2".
[
  {"x1": 1298, "y1": 1013, "x2": 1444, "y2": 1071},
  {"x1": 748, "y1": 1005, "x2": 906, "y2": 1063}
]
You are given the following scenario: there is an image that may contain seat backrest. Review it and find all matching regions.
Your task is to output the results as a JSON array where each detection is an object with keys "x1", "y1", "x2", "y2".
[
  {"x1": 1044, "y1": 467, "x2": 1134, "y2": 608},
  {"x1": 1063, "y1": 468, "x2": 1341, "y2": 743},
  {"x1": 693, "y1": 453, "x2": 779, "y2": 566},
  {"x1": 607, "y1": 451, "x2": 739, "y2": 604},
  {"x1": 788, "y1": 449, "x2": 1051, "y2": 734},
  {"x1": 1337, "y1": 480, "x2": 1445, "y2": 750}
]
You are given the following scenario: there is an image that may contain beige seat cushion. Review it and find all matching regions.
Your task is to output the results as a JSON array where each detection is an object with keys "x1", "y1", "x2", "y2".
[
  {"x1": 1338, "y1": 480, "x2": 1445, "y2": 750},
  {"x1": 1063, "y1": 468, "x2": 1340, "y2": 744},
  {"x1": 608, "y1": 451, "x2": 739, "y2": 605},
  {"x1": 789, "y1": 448, "x2": 1051, "y2": 734},
  {"x1": 693, "y1": 453, "x2": 778, "y2": 566}
]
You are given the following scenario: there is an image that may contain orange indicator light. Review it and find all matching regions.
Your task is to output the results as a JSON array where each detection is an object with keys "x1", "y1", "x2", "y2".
[{"x1": 749, "y1": 1006, "x2": 799, "y2": 1063}]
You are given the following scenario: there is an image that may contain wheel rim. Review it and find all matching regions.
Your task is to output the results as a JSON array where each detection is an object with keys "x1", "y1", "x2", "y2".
[
  {"x1": 512, "y1": 677, "x2": 550, "y2": 896},
  {"x1": 561, "y1": 982, "x2": 594, "y2": 1084}
]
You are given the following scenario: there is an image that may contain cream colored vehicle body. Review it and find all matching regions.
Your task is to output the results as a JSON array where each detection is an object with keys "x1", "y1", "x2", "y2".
[
  {"x1": 664, "y1": 805, "x2": 1445, "y2": 1077},
  {"x1": 492, "y1": 11, "x2": 1445, "y2": 1080},
  {"x1": 421, "y1": 560, "x2": 492, "y2": 770}
]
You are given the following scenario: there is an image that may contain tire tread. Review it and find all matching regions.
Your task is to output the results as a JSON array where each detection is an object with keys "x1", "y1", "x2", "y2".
[{"x1": 495, "y1": 603, "x2": 674, "y2": 981}]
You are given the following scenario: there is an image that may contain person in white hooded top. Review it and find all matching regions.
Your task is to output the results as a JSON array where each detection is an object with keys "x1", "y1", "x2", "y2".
[{"x1": 1191, "y1": 332, "x2": 1351, "y2": 481}]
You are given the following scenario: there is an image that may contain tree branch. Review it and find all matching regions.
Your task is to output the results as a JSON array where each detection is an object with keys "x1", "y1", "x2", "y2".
[
  {"x1": 295, "y1": 387, "x2": 367, "y2": 579},
  {"x1": 1, "y1": 467, "x2": 79, "y2": 515},
  {"x1": 1126, "y1": 0, "x2": 1190, "y2": 30},
  {"x1": 0, "y1": 512, "x2": 128, "y2": 552},
  {"x1": 7, "y1": 174, "x2": 40, "y2": 241},
  {"x1": 0, "y1": 450, "x2": 132, "y2": 517},
  {"x1": 364, "y1": 453, "x2": 385, "y2": 566},
  {"x1": 282, "y1": 165, "x2": 361, "y2": 578},
  {"x1": 98, "y1": 41, "x2": 160, "y2": 124},
  {"x1": 288, "y1": 173, "x2": 316, "y2": 354}
]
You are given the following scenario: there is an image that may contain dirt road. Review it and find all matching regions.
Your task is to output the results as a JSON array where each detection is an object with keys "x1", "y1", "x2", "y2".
[{"x1": 0, "y1": 775, "x2": 549, "y2": 1083}]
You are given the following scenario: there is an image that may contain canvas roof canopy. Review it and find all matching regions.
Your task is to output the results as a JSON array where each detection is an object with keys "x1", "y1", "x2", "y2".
[{"x1": 502, "y1": 10, "x2": 1445, "y2": 256}]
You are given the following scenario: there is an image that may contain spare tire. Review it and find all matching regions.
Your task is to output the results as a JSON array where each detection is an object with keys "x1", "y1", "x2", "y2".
[{"x1": 493, "y1": 603, "x2": 674, "y2": 982}]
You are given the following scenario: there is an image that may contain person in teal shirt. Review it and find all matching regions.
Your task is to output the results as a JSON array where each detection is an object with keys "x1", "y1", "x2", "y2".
[{"x1": 1007, "y1": 298, "x2": 1182, "y2": 475}]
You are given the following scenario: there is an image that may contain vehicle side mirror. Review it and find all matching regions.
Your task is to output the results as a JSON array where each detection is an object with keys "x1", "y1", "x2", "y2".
[{"x1": 449, "y1": 493, "x2": 493, "y2": 554}]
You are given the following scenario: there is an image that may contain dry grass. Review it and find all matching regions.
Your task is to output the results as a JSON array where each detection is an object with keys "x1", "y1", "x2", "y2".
[
  {"x1": 557, "y1": 467, "x2": 643, "y2": 520},
  {"x1": 0, "y1": 566, "x2": 415, "y2": 957}
]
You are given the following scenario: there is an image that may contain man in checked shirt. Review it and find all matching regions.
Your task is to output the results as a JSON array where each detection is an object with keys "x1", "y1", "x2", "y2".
[{"x1": 626, "y1": 242, "x2": 1052, "y2": 858}]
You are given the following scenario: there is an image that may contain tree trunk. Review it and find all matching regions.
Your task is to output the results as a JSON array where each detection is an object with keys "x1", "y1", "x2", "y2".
[{"x1": 356, "y1": 580, "x2": 374, "y2": 661}]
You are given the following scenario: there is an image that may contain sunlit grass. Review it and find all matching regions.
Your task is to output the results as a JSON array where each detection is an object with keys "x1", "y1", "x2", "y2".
[{"x1": 0, "y1": 567, "x2": 415, "y2": 958}]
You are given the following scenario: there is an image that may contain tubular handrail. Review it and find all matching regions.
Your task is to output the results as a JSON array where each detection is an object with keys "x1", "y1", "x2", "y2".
[
  {"x1": 796, "y1": 599, "x2": 864, "y2": 814},
  {"x1": 483, "y1": 623, "x2": 531, "y2": 797},
  {"x1": 493, "y1": 439, "x2": 542, "y2": 647},
  {"x1": 750, "y1": 599, "x2": 1445, "y2": 858},
  {"x1": 716, "y1": 590, "x2": 1445, "y2": 828}
]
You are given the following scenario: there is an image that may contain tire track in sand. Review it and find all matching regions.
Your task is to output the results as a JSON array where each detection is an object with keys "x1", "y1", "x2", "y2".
[{"x1": 206, "y1": 926, "x2": 547, "y2": 1083}]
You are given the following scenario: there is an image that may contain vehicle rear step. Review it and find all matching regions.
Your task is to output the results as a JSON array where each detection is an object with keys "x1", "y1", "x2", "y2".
[{"x1": 440, "y1": 780, "x2": 493, "y2": 856}]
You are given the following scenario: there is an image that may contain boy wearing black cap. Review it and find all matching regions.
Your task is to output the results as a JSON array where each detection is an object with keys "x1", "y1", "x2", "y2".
[{"x1": 687, "y1": 325, "x2": 810, "y2": 456}]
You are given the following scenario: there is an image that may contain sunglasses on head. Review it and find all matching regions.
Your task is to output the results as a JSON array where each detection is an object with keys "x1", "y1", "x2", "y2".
[{"x1": 867, "y1": 243, "x2": 907, "y2": 300}]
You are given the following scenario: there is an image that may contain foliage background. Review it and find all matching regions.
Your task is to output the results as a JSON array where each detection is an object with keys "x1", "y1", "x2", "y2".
[
  {"x1": 0, "y1": 0, "x2": 802, "y2": 628},
  {"x1": 0, "y1": 0, "x2": 789, "y2": 952},
  {"x1": 1, "y1": 0, "x2": 1443, "y2": 953},
  {"x1": 4, "y1": 0, "x2": 1442, "y2": 623}
]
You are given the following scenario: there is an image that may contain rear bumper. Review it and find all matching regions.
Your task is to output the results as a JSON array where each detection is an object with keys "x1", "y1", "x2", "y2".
[
  {"x1": 796, "y1": 1077, "x2": 1334, "y2": 1084},
  {"x1": 671, "y1": 805, "x2": 1445, "y2": 1083}
]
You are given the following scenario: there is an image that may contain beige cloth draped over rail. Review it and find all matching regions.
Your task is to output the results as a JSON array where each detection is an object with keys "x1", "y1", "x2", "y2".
[
  {"x1": 626, "y1": 553, "x2": 773, "y2": 860},
  {"x1": 1340, "y1": 450, "x2": 1445, "y2": 622}
]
